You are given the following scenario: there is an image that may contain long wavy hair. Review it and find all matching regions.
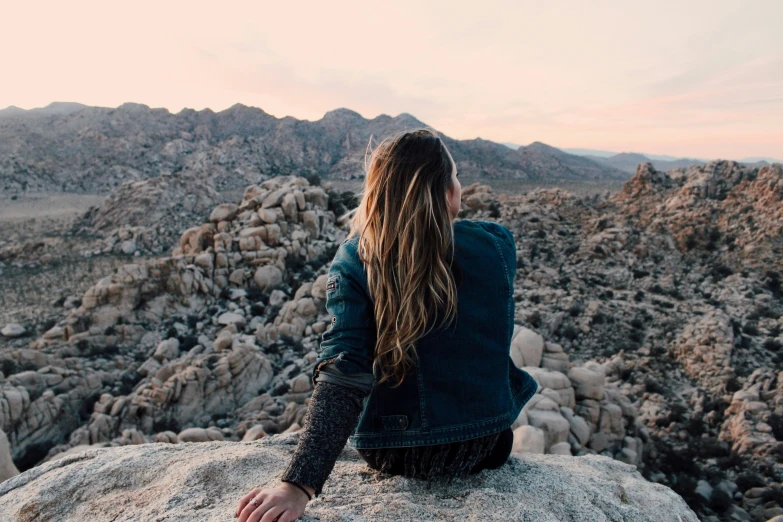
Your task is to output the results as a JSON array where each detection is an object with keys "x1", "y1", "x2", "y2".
[{"x1": 344, "y1": 128, "x2": 460, "y2": 388}]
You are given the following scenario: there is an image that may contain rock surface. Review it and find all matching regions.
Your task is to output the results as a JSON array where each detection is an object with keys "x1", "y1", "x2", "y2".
[
  {"x1": 0, "y1": 428, "x2": 19, "y2": 482},
  {"x1": 0, "y1": 434, "x2": 698, "y2": 522},
  {"x1": 1, "y1": 324, "x2": 25, "y2": 338}
]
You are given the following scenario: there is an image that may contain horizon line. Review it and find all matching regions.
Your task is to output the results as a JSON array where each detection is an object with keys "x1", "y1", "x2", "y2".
[{"x1": 2, "y1": 100, "x2": 780, "y2": 164}]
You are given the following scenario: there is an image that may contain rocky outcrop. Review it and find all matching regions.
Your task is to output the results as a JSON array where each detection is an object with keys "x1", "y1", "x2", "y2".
[
  {"x1": 671, "y1": 310, "x2": 735, "y2": 396},
  {"x1": 461, "y1": 169, "x2": 783, "y2": 521},
  {"x1": 609, "y1": 161, "x2": 783, "y2": 272},
  {"x1": 460, "y1": 182, "x2": 501, "y2": 213},
  {"x1": 1, "y1": 175, "x2": 340, "y2": 465},
  {"x1": 509, "y1": 333, "x2": 645, "y2": 468},
  {"x1": 0, "y1": 428, "x2": 18, "y2": 482},
  {"x1": 719, "y1": 368, "x2": 783, "y2": 458},
  {"x1": 70, "y1": 171, "x2": 221, "y2": 256},
  {"x1": 0, "y1": 434, "x2": 698, "y2": 521}
]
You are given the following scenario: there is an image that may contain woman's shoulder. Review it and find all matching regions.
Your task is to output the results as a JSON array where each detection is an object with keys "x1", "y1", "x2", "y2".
[
  {"x1": 329, "y1": 236, "x2": 368, "y2": 287},
  {"x1": 454, "y1": 218, "x2": 507, "y2": 232},
  {"x1": 455, "y1": 219, "x2": 514, "y2": 247},
  {"x1": 337, "y1": 235, "x2": 362, "y2": 264}
]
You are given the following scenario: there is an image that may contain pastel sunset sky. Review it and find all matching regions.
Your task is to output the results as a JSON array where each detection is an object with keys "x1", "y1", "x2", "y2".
[{"x1": 2, "y1": 0, "x2": 781, "y2": 160}]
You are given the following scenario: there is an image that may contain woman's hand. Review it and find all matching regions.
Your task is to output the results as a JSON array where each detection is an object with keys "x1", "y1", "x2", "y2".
[{"x1": 235, "y1": 482, "x2": 312, "y2": 522}]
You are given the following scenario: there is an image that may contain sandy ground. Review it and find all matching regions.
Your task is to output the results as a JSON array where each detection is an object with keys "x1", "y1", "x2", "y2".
[
  {"x1": 0, "y1": 193, "x2": 106, "y2": 223},
  {"x1": 0, "y1": 193, "x2": 114, "y2": 345}
]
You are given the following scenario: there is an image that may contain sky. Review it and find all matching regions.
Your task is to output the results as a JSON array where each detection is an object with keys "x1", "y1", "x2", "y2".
[{"x1": 2, "y1": 0, "x2": 781, "y2": 161}]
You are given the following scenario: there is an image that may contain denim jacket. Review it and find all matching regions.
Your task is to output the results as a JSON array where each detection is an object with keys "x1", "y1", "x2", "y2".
[{"x1": 310, "y1": 219, "x2": 539, "y2": 448}]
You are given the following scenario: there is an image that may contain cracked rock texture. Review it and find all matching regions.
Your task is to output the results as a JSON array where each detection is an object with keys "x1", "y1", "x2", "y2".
[{"x1": 0, "y1": 433, "x2": 698, "y2": 522}]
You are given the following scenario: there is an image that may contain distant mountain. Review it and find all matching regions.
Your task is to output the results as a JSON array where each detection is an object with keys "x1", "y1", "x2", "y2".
[
  {"x1": 562, "y1": 148, "x2": 686, "y2": 162},
  {"x1": 510, "y1": 145, "x2": 712, "y2": 168},
  {"x1": 0, "y1": 102, "x2": 88, "y2": 118},
  {"x1": 0, "y1": 106, "x2": 26, "y2": 117},
  {"x1": 560, "y1": 147, "x2": 620, "y2": 159},
  {"x1": 740, "y1": 156, "x2": 781, "y2": 164},
  {"x1": 584, "y1": 152, "x2": 706, "y2": 174},
  {"x1": 0, "y1": 102, "x2": 630, "y2": 194},
  {"x1": 564, "y1": 147, "x2": 782, "y2": 166},
  {"x1": 514, "y1": 142, "x2": 628, "y2": 180}
]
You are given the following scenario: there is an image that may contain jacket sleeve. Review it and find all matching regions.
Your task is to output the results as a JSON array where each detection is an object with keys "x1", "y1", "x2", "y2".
[
  {"x1": 311, "y1": 239, "x2": 377, "y2": 388},
  {"x1": 280, "y1": 240, "x2": 377, "y2": 497},
  {"x1": 501, "y1": 224, "x2": 517, "y2": 273}
]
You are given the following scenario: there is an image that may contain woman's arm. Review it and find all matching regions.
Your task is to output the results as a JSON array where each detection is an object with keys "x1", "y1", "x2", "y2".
[
  {"x1": 236, "y1": 370, "x2": 372, "y2": 521},
  {"x1": 238, "y1": 240, "x2": 376, "y2": 520},
  {"x1": 280, "y1": 379, "x2": 369, "y2": 497},
  {"x1": 281, "y1": 238, "x2": 378, "y2": 496}
]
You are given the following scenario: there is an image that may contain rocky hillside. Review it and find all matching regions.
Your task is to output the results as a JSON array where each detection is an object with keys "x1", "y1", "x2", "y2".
[
  {"x1": 609, "y1": 161, "x2": 783, "y2": 273},
  {"x1": 0, "y1": 103, "x2": 628, "y2": 194},
  {"x1": 1, "y1": 161, "x2": 782, "y2": 521},
  {"x1": 69, "y1": 171, "x2": 222, "y2": 256},
  {"x1": 0, "y1": 434, "x2": 698, "y2": 521},
  {"x1": 496, "y1": 160, "x2": 783, "y2": 521},
  {"x1": 515, "y1": 141, "x2": 629, "y2": 180}
]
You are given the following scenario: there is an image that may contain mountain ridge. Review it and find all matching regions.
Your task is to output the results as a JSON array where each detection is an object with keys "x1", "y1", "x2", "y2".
[{"x1": 0, "y1": 102, "x2": 628, "y2": 194}]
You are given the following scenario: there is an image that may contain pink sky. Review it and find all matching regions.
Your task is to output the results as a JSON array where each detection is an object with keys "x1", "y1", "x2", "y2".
[{"x1": 2, "y1": 0, "x2": 781, "y2": 160}]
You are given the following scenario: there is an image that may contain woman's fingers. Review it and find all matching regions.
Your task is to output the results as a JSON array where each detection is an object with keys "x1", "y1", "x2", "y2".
[
  {"x1": 276, "y1": 511, "x2": 299, "y2": 522},
  {"x1": 236, "y1": 488, "x2": 262, "y2": 517},
  {"x1": 235, "y1": 485, "x2": 305, "y2": 522},
  {"x1": 254, "y1": 504, "x2": 285, "y2": 522},
  {"x1": 238, "y1": 493, "x2": 267, "y2": 522}
]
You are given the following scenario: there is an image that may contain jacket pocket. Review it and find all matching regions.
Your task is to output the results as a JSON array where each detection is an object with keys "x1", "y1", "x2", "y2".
[{"x1": 380, "y1": 414, "x2": 409, "y2": 431}]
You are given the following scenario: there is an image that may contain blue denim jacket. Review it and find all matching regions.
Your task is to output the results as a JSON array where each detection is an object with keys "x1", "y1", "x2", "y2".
[{"x1": 310, "y1": 219, "x2": 539, "y2": 448}]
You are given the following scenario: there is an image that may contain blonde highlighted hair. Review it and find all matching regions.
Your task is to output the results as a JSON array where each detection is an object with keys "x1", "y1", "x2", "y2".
[{"x1": 345, "y1": 128, "x2": 460, "y2": 388}]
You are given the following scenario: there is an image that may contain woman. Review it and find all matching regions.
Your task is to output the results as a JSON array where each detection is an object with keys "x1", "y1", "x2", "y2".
[{"x1": 236, "y1": 128, "x2": 538, "y2": 522}]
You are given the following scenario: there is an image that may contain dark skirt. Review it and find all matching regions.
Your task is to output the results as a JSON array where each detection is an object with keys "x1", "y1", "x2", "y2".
[{"x1": 356, "y1": 427, "x2": 513, "y2": 485}]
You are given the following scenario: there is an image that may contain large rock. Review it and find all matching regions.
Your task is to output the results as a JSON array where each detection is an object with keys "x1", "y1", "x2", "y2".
[
  {"x1": 1, "y1": 324, "x2": 26, "y2": 338},
  {"x1": 541, "y1": 342, "x2": 571, "y2": 373},
  {"x1": 525, "y1": 367, "x2": 571, "y2": 391},
  {"x1": 562, "y1": 409, "x2": 591, "y2": 445},
  {"x1": 526, "y1": 409, "x2": 571, "y2": 449},
  {"x1": 254, "y1": 265, "x2": 283, "y2": 292},
  {"x1": 510, "y1": 326, "x2": 544, "y2": 368},
  {"x1": 568, "y1": 362, "x2": 606, "y2": 401},
  {"x1": 0, "y1": 428, "x2": 19, "y2": 482},
  {"x1": 176, "y1": 427, "x2": 224, "y2": 443},
  {"x1": 512, "y1": 425, "x2": 546, "y2": 454},
  {"x1": 209, "y1": 203, "x2": 238, "y2": 223},
  {"x1": 0, "y1": 434, "x2": 699, "y2": 521},
  {"x1": 152, "y1": 338, "x2": 180, "y2": 361}
]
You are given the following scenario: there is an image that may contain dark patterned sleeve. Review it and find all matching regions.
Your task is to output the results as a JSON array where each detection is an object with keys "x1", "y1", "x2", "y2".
[
  {"x1": 281, "y1": 239, "x2": 376, "y2": 497},
  {"x1": 280, "y1": 379, "x2": 370, "y2": 498}
]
